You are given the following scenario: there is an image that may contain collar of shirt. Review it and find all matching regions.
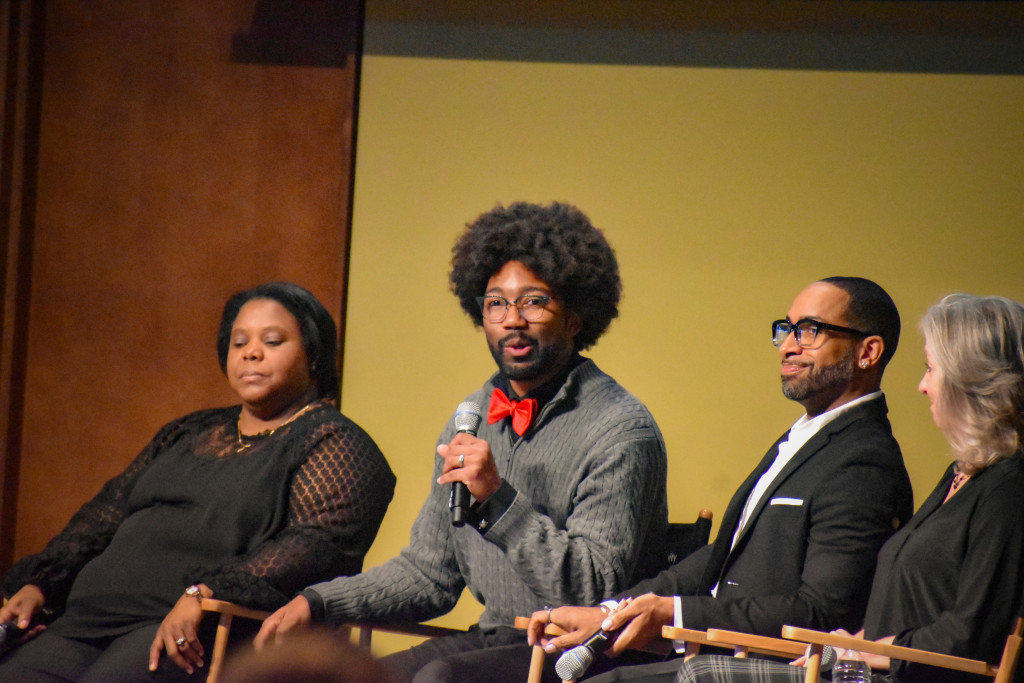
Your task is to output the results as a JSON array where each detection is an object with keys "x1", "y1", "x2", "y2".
[
  {"x1": 493, "y1": 353, "x2": 585, "y2": 413},
  {"x1": 786, "y1": 390, "x2": 883, "y2": 450}
]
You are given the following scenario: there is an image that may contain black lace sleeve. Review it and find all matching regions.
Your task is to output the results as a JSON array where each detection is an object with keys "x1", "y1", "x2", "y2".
[
  {"x1": 194, "y1": 417, "x2": 395, "y2": 611},
  {"x1": 1, "y1": 417, "x2": 190, "y2": 611}
]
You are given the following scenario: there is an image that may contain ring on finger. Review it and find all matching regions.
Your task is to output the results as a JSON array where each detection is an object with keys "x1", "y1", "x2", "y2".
[
  {"x1": 176, "y1": 637, "x2": 187, "y2": 649},
  {"x1": 458, "y1": 454, "x2": 465, "y2": 467}
]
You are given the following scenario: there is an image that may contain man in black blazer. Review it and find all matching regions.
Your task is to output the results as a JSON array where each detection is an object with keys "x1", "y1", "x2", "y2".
[{"x1": 527, "y1": 276, "x2": 914, "y2": 682}]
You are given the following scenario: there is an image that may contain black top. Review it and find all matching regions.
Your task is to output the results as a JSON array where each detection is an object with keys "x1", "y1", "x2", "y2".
[
  {"x1": 863, "y1": 453, "x2": 1024, "y2": 682},
  {"x1": 2, "y1": 400, "x2": 395, "y2": 638}
]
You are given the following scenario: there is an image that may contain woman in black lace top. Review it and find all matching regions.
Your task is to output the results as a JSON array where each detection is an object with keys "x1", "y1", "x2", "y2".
[{"x1": 0, "y1": 282, "x2": 396, "y2": 681}]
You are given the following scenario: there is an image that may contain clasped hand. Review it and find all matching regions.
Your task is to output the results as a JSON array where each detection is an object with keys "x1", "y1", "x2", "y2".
[
  {"x1": 436, "y1": 433, "x2": 502, "y2": 503},
  {"x1": 526, "y1": 594, "x2": 674, "y2": 657}
]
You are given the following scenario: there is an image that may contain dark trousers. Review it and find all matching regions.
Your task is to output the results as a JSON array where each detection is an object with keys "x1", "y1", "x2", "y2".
[
  {"x1": 379, "y1": 626, "x2": 669, "y2": 683},
  {"x1": 0, "y1": 618, "x2": 225, "y2": 682}
]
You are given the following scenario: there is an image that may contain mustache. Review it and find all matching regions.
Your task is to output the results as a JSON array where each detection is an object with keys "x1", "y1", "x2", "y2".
[{"x1": 499, "y1": 333, "x2": 537, "y2": 348}]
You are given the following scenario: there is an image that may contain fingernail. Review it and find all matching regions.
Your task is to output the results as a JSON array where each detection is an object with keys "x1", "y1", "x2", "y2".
[
  {"x1": 601, "y1": 619, "x2": 613, "y2": 630},
  {"x1": 544, "y1": 643, "x2": 555, "y2": 652},
  {"x1": 149, "y1": 662, "x2": 157, "y2": 671}
]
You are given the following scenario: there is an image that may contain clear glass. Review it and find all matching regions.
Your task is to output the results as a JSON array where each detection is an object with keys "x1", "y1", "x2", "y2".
[{"x1": 831, "y1": 657, "x2": 872, "y2": 683}]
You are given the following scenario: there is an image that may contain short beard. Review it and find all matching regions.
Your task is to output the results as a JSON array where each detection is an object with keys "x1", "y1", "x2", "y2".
[
  {"x1": 782, "y1": 345, "x2": 858, "y2": 404},
  {"x1": 489, "y1": 334, "x2": 570, "y2": 386}
]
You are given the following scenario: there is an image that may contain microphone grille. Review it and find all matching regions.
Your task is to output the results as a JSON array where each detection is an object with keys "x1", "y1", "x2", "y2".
[
  {"x1": 454, "y1": 402, "x2": 482, "y2": 434},
  {"x1": 819, "y1": 645, "x2": 837, "y2": 672},
  {"x1": 555, "y1": 645, "x2": 594, "y2": 681}
]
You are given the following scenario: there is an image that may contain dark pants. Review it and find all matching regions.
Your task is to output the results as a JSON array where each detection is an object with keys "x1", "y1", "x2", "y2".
[
  {"x1": 0, "y1": 619, "x2": 225, "y2": 682},
  {"x1": 379, "y1": 626, "x2": 668, "y2": 683}
]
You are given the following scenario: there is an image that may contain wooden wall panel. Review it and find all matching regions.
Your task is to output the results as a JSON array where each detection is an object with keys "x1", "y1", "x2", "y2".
[{"x1": 1, "y1": 0, "x2": 361, "y2": 567}]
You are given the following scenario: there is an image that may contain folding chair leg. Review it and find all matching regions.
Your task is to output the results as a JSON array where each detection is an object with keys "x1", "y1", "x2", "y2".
[
  {"x1": 358, "y1": 625, "x2": 372, "y2": 651},
  {"x1": 803, "y1": 645, "x2": 822, "y2": 683},
  {"x1": 527, "y1": 643, "x2": 551, "y2": 683},
  {"x1": 206, "y1": 612, "x2": 234, "y2": 683}
]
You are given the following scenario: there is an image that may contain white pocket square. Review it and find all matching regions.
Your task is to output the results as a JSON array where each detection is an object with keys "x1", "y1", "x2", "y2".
[{"x1": 769, "y1": 497, "x2": 804, "y2": 506}]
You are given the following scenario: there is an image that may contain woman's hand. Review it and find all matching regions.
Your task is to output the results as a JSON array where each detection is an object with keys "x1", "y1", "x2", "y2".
[
  {"x1": 0, "y1": 584, "x2": 47, "y2": 646},
  {"x1": 0, "y1": 584, "x2": 45, "y2": 629},
  {"x1": 149, "y1": 585, "x2": 209, "y2": 674}
]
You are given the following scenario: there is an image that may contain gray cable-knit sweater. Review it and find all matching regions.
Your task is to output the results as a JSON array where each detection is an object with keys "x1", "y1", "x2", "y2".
[{"x1": 308, "y1": 359, "x2": 669, "y2": 629}]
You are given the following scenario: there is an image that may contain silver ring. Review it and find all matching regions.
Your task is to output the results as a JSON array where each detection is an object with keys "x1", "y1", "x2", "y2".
[
  {"x1": 176, "y1": 637, "x2": 187, "y2": 649},
  {"x1": 458, "y1": 454, "x2": 465, "y2": 467}
]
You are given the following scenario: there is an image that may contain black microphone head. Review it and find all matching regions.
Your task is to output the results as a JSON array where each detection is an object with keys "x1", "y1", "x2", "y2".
[
  {"x1": 454, "y1": 402, "x2": 482, "y2": 435},
  {"x1": 555, "y1": 644, "x2": 595, "y2": 681},
  {"x1": 819, "y1": 645, "x2": 837, "y2": 672}
]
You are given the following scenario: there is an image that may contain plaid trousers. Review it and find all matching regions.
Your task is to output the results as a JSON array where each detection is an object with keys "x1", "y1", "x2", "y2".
[{"x1": 675, "y1": 655, "x2": 818, "y2": 683}]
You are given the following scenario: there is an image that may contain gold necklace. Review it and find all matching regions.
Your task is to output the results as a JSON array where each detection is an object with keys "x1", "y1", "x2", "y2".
[{"x1": 236, "y1": 402, "x2": 318, "y2": 452}]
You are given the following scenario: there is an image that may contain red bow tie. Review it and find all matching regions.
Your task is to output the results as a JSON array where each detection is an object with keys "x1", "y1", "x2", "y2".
[{"x1": 488, "y1": 388, "x2": 537, "y2": 436}]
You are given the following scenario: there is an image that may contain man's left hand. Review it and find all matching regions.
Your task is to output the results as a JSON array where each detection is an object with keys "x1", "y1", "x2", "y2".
[{"x1": 597, "y1": 593, "x2": 675, "y2": 655}]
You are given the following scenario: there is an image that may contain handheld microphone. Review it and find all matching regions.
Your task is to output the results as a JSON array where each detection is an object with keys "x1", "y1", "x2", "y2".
[
  {"x1": 554, "y1": 628, "x2": 616, "y2": 680},
  {"x1": 818, "y1": 645, "x2": 838, "y2": 672},
  {"x1": 450, "y1": 401, "x2": 482, "y2": 527},
  {"x1": 0, "y1": 620, "x2": 26, "y2": 647}
]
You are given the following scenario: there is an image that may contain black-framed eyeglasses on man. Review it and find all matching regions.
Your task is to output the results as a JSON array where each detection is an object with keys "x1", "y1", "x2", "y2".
[
  {"x1": 772, "y1": 318, "x2": 871, "y2": 348},
  {"x1": 477, "y1": 294, "x2": 551, "y2": 323}
]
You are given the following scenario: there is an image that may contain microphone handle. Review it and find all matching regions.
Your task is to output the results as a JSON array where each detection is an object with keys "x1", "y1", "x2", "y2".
[
  {"x1": 451, "y1": 482, "x2": 471, "y2": 526},
  {"x1": 450, "y1": 425, "x2": 475, "y2": 527},
  {"x1": 0, "y1": 621, "x2": 26, "y2": 647}
]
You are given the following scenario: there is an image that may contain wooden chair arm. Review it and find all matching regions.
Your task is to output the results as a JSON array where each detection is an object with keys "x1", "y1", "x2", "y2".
[
  {"x1": 200, "y1": 598, "x2": 271, "y2": 621},
  {"x1": 781, "y1": 625, "x2": 997, "y2": 677},
  {"x1": 661, "y1": 626, "x2": 717, "y2": 660},
  {"x1": 661, "y1": 626, "x2": 713, "y2": 647},
  {"x1": 704, "y1": 627, "x2": 808, "y2": 659},
  {"x1": 347, "y1": 621, "x2": 466, "y2": 641}
]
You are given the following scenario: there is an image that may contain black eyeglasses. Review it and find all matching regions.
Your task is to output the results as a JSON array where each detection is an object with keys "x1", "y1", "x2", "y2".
[
  {"x1": 476, "y1": 294, "x2": 551, "y2": 323},
  {"x1": 772, "y1": 318, "x2": 870, "y2": 348}
]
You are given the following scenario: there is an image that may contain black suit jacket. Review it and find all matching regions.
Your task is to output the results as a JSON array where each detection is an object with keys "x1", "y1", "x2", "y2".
[{"x1": 625, "y1": 395, "x2": 913, "y2": 636}]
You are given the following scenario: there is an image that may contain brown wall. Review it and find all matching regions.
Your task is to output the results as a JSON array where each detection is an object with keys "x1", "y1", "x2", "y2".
[{"x1": 0, "y1": 0, "x2": 362, "y2": 569}]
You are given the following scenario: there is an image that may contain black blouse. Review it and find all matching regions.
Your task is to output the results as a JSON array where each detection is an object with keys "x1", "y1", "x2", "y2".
[
  {"x1": 863, "y1": 454, "x2": 1024, "y2": 682},
  {"x1": 2, "y1": 400, "x2": 395, "y2": 639}
]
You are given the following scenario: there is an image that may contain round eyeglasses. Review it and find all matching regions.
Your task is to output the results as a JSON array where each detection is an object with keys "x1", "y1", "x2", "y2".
[
  {"x1": 772, "y1": 318, "x2": 870, "y2": 348},
  {"x1": 476, "y1": 294, "x2": 551, "y2": 323}
]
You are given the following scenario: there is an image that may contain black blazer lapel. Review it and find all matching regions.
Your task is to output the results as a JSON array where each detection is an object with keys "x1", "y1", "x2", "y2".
[
  {"x1": 725, "y1": 397, "x2": 889, "y2": 562},
  {"x1": 701, "y1": 432, "x2": 791, "y2": 589}
]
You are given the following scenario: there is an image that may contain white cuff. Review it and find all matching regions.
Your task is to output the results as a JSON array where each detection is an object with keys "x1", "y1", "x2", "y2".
[{"x1": 671, "y1": 595, "x2": 685, "y2": 653}]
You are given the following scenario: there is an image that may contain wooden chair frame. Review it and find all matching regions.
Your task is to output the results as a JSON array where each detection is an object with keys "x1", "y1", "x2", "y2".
[
  {"x1": 200, "y1": 598, "x2": 468, "y2": 683},
  {"x1": 780, "y1": 621, "x2": 1023, "y2": 683},
  {"x1": 662, "y1": 619, "x2": 1023, "y2": 683}
]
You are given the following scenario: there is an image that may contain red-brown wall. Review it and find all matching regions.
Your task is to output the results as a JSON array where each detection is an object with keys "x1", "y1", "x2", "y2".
[{"x1": 0, "y1": 0, "x2": 362, "y2": 569}]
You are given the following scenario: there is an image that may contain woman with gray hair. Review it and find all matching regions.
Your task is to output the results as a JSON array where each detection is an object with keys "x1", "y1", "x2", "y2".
[{"x1": 678, "y1": 293, "x2": 1024, "y2": 683}]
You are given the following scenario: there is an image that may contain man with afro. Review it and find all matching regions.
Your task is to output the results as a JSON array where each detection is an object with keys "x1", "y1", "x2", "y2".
[{"x1": 256, "y1": 202, "x2": 669, "y2": 682}]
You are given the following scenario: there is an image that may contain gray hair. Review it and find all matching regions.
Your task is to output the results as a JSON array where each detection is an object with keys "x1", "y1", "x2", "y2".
[{"x1": 920, "y1": 293, "x2": 1024, "y2": 473}]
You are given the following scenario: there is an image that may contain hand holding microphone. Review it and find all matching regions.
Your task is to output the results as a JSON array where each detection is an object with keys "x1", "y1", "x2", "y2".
[
  {"x1": 0, "y1": 620, "x2": 27, "y2": 647},
  {"x1": 448, "y1": 402, "x2": 481, "y2": 526},
  {"x1": 554, "y1": 599, "x2": 632, "y2": 680}
]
